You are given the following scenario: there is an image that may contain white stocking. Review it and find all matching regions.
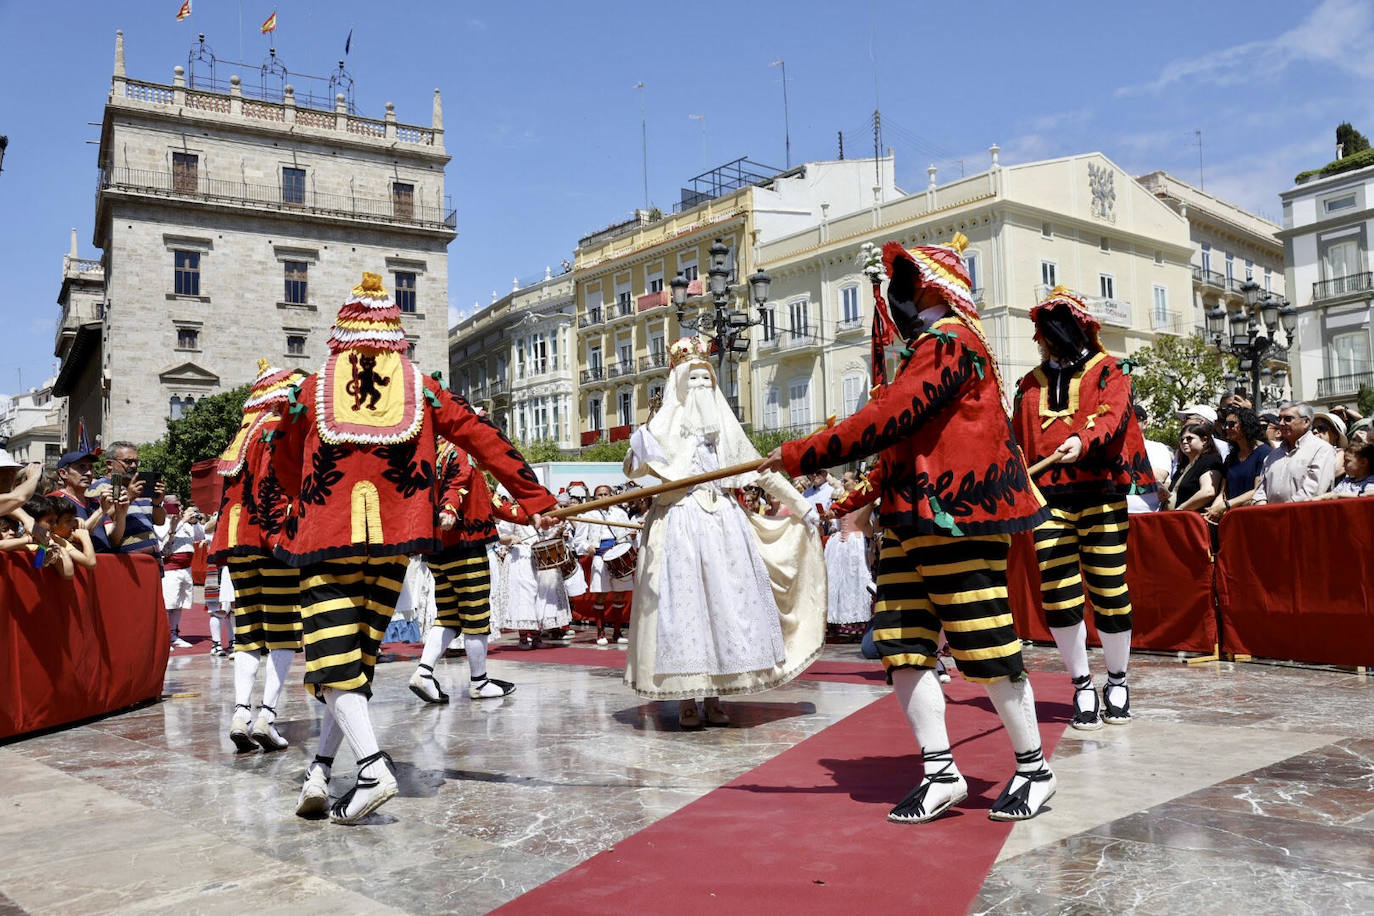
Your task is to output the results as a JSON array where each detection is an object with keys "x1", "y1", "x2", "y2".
[
  {"x1": 167, "y1": 606, "x2": 183, "y2": 639},
  {"x1": 1099, "y1": 629, "x2": 1132, "y2": 681},
  {"x1": 984, "y1": 677, "x2": 1043, "y2": 760},
  {"x1": 233, "y1": 650, "x2": 260, "y2": 709},
  {"x1": 262, "y1": 648, "x2": 293, "y2": 710},
  {"x1": 323, "y1": 688, "x2": 380, "y2": 761},
  {"x1": 891, "y1": 668, "x2": 954, "y2": 765},
  {"x1": 464, "y1": 634, "x2": 489, "y2": 680},
  {"x1": 418, "y1": 626, "x2": 457, "y2": 670},
  {"x1": 314, "y1": 706, "x2": 345, "y2": 773},
  {"x1": 208, "y1": 614, "x2": 223, "y2": 647},
  {"x1": 1049, "y1": 622, "x2": 1091, "y2": 681}
]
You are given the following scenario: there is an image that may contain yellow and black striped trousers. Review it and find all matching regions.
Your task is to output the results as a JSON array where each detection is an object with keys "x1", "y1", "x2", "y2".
[
  {"x1": 1032, "y1": 495, "x2": 1133, "y2": 634},
  {"x1": 299, "y1": 555, "x2": 409, "y2": 699},
  {"x1": 226, "y1": 554, "x2": 302, "y2": 653},
  {"x1": 428, "y1": 541, "x2": 492, "y2": 635},
  {"x1": 871, "y1": 529, "x2": 1024, "y2": 683}
]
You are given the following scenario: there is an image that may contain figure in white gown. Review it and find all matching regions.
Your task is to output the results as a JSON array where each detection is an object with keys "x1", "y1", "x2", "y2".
[
  {"x1": 496, "y1": 518, "x2": 572, "y2": 647},
  {"x1": 623, "y1": 337, "x2": 827, "y2": 727}
]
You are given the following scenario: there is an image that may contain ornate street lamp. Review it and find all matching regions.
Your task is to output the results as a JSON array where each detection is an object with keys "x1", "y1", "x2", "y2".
[
  {"x1": 1205, "y1": 279, "x2": 1296, "y2": 408},
  {"x1": 0, "y1": 136, "x2": 8, "y2": 174}
]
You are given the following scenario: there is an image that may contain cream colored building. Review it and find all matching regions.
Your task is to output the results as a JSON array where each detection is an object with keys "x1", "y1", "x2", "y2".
[
  {"x1": 752, "y1": 151, "x2": 1195, "y2": 436},
  {"x1": 448, "y1": 271, "x2": 577, "y2": 449},
  {"x1": 53, "y1": 31, "x2": 454, "y2": 446},
  {"x1": 572, "y1": 157, "x2": 898, "y2": 441}
]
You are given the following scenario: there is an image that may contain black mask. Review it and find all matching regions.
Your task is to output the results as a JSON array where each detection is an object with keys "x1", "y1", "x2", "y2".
[
  {"x1": 886, "y1": 257, "x2": 924, "y2": 340},
  {"x1": 1038, "y1": 308, "x2": 1091, "y2": 362}
]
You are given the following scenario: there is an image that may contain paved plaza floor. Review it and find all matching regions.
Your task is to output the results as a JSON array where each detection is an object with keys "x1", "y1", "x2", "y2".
[{"x1": 3, "y1": 636, "x2": 1373, "y2": 914}]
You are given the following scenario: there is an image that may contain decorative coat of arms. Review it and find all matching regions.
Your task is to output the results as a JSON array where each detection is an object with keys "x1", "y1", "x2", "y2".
[{"x1": 1088, "y1": 163, "x2": 1116, "y2": 220}]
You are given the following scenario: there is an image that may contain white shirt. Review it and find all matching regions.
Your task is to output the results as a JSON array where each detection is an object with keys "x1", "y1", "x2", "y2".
[
  {"x1": 1252, "y1": 431, "x2": 1338, "y2": 504},
  {"x1": 574, "y1": 507, "x2": 631, "y2": 555},
  {"x1": 154, "y1": 520, "x2": 205, "y2": 555},
  {"x1": 1127, "y1": 438, "x2": 1175, "y2": 513}
]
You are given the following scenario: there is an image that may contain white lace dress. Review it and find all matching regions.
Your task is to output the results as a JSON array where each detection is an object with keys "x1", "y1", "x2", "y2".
[
  {"x1": 824, "y1": 511, "x2": 873, "y2": 624},
  {"x1": 497, "y1": 520, "x2": 572, "y2": 631}
]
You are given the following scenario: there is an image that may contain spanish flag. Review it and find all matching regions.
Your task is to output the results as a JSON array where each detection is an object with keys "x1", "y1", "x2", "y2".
[
  {"x1": 260, "y1": 10, "x2": 277, "y2": 33},
  {"x1": 175, "y1": 0, "x2": 191, "y2": 21}
]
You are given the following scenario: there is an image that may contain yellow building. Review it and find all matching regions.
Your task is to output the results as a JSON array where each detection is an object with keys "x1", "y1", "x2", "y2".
[{"x1": 571, "y1": 157, "x2": 897, "y2": 442}]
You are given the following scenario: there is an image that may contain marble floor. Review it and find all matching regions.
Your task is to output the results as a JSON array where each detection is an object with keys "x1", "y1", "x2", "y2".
[{"x1": 2, "y1": 637, "x2": 1373, "y2": 914}]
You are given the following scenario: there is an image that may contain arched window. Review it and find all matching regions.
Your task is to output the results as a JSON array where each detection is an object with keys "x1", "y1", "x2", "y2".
[{"x1": 169, "y1": 396, "x2": 184, "y2": 420}]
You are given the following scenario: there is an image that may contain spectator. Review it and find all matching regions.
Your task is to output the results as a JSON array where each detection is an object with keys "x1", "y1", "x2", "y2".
[
  {"x1": 0, "y1": 514, "x2": 29, "y2": 551},
  {"x1": 801, "y1": 469, "x2": 834, "y2": 512},
  {"x1": 155, "y1": 495, "x2": 207, "y2": 649},
  {"x1": 1312, "y1": 411, "x2": 1349, "y2": 451},
  {"x1": 51, "y1": 500, "x2": 98, "y2": 570},
  {"x1": 1259, "y1": 412, "x2": 1283, "y2": 448},
  {"x1": 1252, "y1": 402, "x2": 1339, "y2": 504},
  {"x1": 1349, "y1": 417, "x2": 1372, "y2": 446},
  {"x1": 1320, "y1": 441, "x2": 1374, "y2": 499},
  {"x1": 0, "y1": 450, "x2": 46, "y2": 519},
  {"x1": 1165, "y1": 422, "x2": 1223, "y2": 511},
  {"x1": 90, "y1": 441, "x2": 166, "y2": 554},
  {"x1": 1205, "y1": 407, "x2": 1273, "y2": 524},
  {"x1": 1220, "y1": 391, "x2": 1253, "y2": 411},
  {"x1": 20, "y1": 496, "x2": 74, "y2": 579},
  {"x1": 1175, "y1": 404, "x2": 1230, "y2": 460},
  {"x1": 49, "y1": 449, "x2": 118, "y2": 554},
  {"x1": 1127, "y1": 405, "x2": 1174, "y2": 513},
  {"x1": 1330, "y1": 403, "x2": 1364, "y2": 434}
]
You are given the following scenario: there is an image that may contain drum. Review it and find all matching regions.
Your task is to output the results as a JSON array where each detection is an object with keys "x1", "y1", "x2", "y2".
[
  {"x1": 604, "y1": 543, "x2": 639, "y2": 580},
  {"x1": 532, "y1": 537, "x2": 577, "y2": 577}
]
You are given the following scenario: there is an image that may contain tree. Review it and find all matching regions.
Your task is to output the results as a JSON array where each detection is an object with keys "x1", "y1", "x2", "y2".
[
  {"x1": 1337, "y1": 122, "x2": 1370, "y2": 157},
  {"x1": 1358, "y1": 384, "x2": 1374, "y2": 419},
  {"x1": 138, "y1": 384, "x2": 251, "y2": 500},
  {"x1": 1127, "y1": 334, "x2": 1234, "y2": 445}
]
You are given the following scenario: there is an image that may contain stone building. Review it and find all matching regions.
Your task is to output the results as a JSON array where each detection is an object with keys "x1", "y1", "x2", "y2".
[
  {"x1": 52, "y1": 229, "x2": 105, "y2": 450},
  {"x1": 752, "y1": 150, "x2": 1195, "y2": 434},
  {"x1": 54, "y1": 31, "x2": 454, "y2": 446},
  {"x1": 0, "y1": 379, "x2": 62, "y2": 466},
  {"x1": 1278, "y1": 156, "x2": 1374, "y2": 406},
  {"x1": 448, "y1": 271, "x2": 577, "y2": 450},
  {"x1": 572, "y1": 156, "x2": 897, "y2": 443}
]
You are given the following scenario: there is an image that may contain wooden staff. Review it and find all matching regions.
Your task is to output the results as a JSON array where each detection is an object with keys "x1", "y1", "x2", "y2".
[
  {"x1": 545, "y1": 460, "x2": 763, "y2": 518},
  {"x1": 1026, "y1": 450, "x2": 1071, "y2": 478},
  {"x1": 562, "y1": 514, "x2": 644, "y2": 531}
]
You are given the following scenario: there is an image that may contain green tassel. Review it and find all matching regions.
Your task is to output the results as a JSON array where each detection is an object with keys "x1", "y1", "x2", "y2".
[
  {"x1": 928, "y1": 496, "x2": 964, "y2": 536},
  {"x1": 288, "y1": 401, "x2": 306, "y2": 418},
  {"x1": 898, "y1": 346, "x2": 913, "y2": 358},
  {"x1": 932, "y1": 328, "x2": 956, "y2": 345},
  {"x1": 1099, "y1": 365, "x2": 1111, "y2": 389},
  {"x1": 424, "y1": 387, "x2": 443, "y2": 409},
  {"x1": 430, "y1": 370, "x2": 448, "y2": 390},
  {"x1": 1119, "y1": 357, "x2": 1137, "y2": 375},
  {"x1": 964, "y1": 345, "x2": 986, "y2": 379},
  {"x1": 260, "y1": 428, "x2": 277, "y2": 444}
]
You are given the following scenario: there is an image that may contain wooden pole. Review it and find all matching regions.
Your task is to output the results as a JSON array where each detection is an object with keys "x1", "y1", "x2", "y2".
[
  {"x1": 562, "y1": 514, "x2": 643, "y2": 531},
  {"x1": 1025, "y1": 453, "x2": 1062, "y2": 478},
  {"x1": 545, "y1": 460, "x2": 762, "y2": 518}
]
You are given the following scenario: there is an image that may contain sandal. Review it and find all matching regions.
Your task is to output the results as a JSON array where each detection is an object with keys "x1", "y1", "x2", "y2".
[
  {"x1": 1070, "y1": 674, "x2": 1102, "y2": 731},
  {"x1": 678, "y1": 700, "x2": 703, "y2": 729},
  {"x1": 888, "y1": 748, "x2": 967, "y2": 824}
]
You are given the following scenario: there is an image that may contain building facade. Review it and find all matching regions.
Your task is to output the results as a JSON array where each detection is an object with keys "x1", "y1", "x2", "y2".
[
  {"x1": 448, "y1": 272, "x2": 577, "y2": 450},
  {"x1": 572, "y1": 156, "x2": 897, "y2": 442},
  {"x1": 53, "y1": 31, "x2": 454, "y2": 446},
  {"x1": 53, "y1": 229, "x2": 105, "y2": 450},
  {"x1": 0, "y1": 379, "x2": 62, "y2": 466},
  {"x1": 752, "y1": 151, "x2": 1195, "y2": 435},
  {"x1": 1277, "y1": 160, "x2": 1374, "y2": 406}
]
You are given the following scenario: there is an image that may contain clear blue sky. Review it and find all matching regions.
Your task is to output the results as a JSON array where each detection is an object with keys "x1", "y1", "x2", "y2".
[{"x1": 2, "y1": 0, "x2": 1368, "y2": 396}]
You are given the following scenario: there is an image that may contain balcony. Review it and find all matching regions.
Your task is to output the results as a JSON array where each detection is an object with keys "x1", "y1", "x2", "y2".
[
  {"x1": 778, "y1": 329, "x2": 821, "y2": 352},
  {"x1": 580, "y1": 429, "x2": 603, "y2": 447},
  {"x1": 608, "y1": 424, "x2": 632, "y2": 442},
  {"x1": 756, "y1": 333, "x2": 782, "y2": 352},
  {"x1": 1192, "y1": 267, "x2": 1226, "y2": 290},
  {"x1": 836, "y1": 317, "x2": 865, "y2": 334},
  {"x1": 637, "y1": 289, "x2": 669, "y2": 312},
  {"x1": 488, "y1": 379, "x2": 508, "y2": 398},
  {"x1": 97, "y1": 166, "x2": 456, "y2": 232},
  {"x1": 579, "y1": 308, "x2": 605, "y2": 328},
  {"x1": 607, "y1": 301, "x2": 635, "y2": 322},
  {"x1": 1149, "y1": 309, "x2": 1186, "y2": 335},
  {"x1": 1313, "y1": 272, "x2": 1374, "y2": 303},
  {"x1": 580, "y1": 367, "x2": 605, "y2": 384},
  {"x1": 606, "y1": 362, "x2": 634, "y2": 379},
  {"x1": 639, "y1": 353, "x2": 669, "y2": 372},
  {"x1": 1316, "y1": 370, "x2": 1374, "y2": 399}
]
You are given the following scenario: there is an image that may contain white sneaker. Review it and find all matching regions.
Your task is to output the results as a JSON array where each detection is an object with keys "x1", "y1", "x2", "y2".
[
  {"x1": 329, "y1": 752, "x2": 398, "y2": 824},
  {"x1": 229, "y1": 705, "x2": 256, "y2": 753},
  {"x1": 171, "y1": 637, "x2": 193, "y2": 649},
  {"x1": 295, "y1": 764, "x2": 330, "y2": 819}
]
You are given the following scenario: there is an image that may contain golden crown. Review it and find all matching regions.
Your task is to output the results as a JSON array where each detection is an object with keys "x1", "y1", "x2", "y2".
[{"x1": 668, "y1": 336, "x2": 713, "y2": 367}]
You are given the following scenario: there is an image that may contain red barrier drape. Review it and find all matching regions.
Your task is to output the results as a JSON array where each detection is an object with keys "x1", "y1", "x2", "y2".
[
  {"x1": 1009, "y1": 510, "x2": 1217, "y2": 654},
  {"x1": 0, "y1": 553, "x2": 168, "y2": 741},
  {"x1": 1216, "y1": 500, "x2": 1374, "y2": 667},
  {"x1": 189, "y1": 458, "x2": 223, "y2": 516}
]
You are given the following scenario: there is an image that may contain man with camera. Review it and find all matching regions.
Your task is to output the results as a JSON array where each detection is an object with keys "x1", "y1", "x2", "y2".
[
  {"x1": 89, "y1": 441, "x2": 167, "y2": 555},
  {"x1": 49, "y1": 448, "x2": 121, "y2": 554},
  {"x1": 155, "y1": 495, "x2": 207, "y2": 650}
]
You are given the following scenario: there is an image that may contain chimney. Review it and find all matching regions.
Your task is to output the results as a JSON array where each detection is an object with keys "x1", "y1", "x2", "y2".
[
  {"x1": 114, "y1": 30, "x2": 125, "y2": 78},
  {"x1": 432, "y1": 89, "x2": 444, "y2": 131}
]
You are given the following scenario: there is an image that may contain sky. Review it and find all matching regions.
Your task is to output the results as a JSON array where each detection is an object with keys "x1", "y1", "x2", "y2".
[{"x1": 1, "y1": 0, "x2": 1370, "y2": 397}]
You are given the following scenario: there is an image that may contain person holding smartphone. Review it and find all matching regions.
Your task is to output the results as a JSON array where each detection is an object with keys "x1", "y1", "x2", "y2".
[
  {"x1": 88, "y1": 442, "x2": 166, "y2": 555},
  {"x1": 155, "y1": 496, "x2": 207, "y2": 649}
]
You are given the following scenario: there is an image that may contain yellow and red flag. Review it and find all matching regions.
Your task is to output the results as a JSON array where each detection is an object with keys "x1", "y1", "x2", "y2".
[
  {"x1": 175, "y1": 0, "x2": 191, "y2": 21},
  {"x1": 260, "y1": 10, "x2": 277, "y2": 33}
]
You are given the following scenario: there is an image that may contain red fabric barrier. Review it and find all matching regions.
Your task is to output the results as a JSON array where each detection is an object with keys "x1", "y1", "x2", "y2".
[
  {"x1": 1009, "y1": 511, "x2": 1216, "y2": 654},
  {"x1": 1216, "y1": 500, "x2": 1374, "y2": 667},
  {"x1": 190, "y1": 458, "x2": 223, "y2": 517},
  {"x1": 0, "y1": 553, "x2": 169, "y2": 741}
]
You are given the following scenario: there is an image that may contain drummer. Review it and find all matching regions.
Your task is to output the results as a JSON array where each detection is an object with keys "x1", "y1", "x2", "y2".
[{"x1": 575, "y1": 484, "x2": 635, "y2": 646}]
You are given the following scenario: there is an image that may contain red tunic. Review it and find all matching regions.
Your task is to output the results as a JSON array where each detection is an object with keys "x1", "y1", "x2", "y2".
[
  {"x1": 210, "y1": 415, "x2": 290, "y2": 561},
  {"x1": 271, "y1": 372, "x2": 554, "y2": 565},
  {"x1": 782, "y1": 315, "x2": 1047, "y2": 536},
  {"x1": 1012, "y1": 352, "x2": 1156, "y2": 498},
  {"x1": 434, "y1": 444, "x2": 528, "y2": 550}
]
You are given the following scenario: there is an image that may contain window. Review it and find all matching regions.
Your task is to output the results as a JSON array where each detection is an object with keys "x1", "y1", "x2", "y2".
[
  {"x1": 532, "y1": 398, "x2": 551, "y2": 440},
  {"x1": 840, "y1": 285, "x2": 861, "y2": 323},
  {"x1": 965, "y1": 253, "x2": 980, "y2": 297},
  {"x1": 1264, "y1": 269, "x2": 1272, "y2": 292},
  {"x1": 531, "y1": 334, "x2": 549, "y2": 375},
  {"x1": 763, "y1": 386, "x2": 780, "y2": 429},
  {"x1": 516, "y1": 339, "x2": 527, "y2": 379},
  {"x1": 618, "y1": 341, "x2": 633, "y2": 372},
  {"x1": 1152, "y1": 285, "x2": 1168, "y2": 324},
  {"x1": 45, "y1": 443, "x2": 61, "y2": 465},
  {"x1": 172, "y1": 152, "x2": 198, "y2": 193},
  {"x1": 281, "y1": 167, "x2": 306, "y2": 205},
  {"x1": 589, "y1": 345, "x2": 602, "y2": 371},
  {"x1": 174, "y1": 250, "x2": 200, "y2": 296},
  {"x1": 392, "y1": 182, "x2": 415, "y2": 220},
  {"x1": 1225, "y1": 252, "x2": 1234, "y2": 281},
  {"x1": 788, "y1": 299, "x2": 810, "y2": 338},
  {"x1": 1154, "y1": 250, "x2": 1164, "y2": 265},
  {"x1": 842, "y1": 374, "x2": 865, "y2": 417},
  {"x1": 1201, "y1": 243, "x2": 1212, "y2": 274},
  {"x1": 647, "y1": 271, "x2": 664, "y2": 294},
  {"x1": 1040, "y1": 260, "x2": 1057, "y2": 289},
  {"x1": 169, "y1": 396, "x2": 185, "y2": 420},
  {"x1": 176, "y1": 327, "x2": 199, "y2": 350},
  {"x1": 1041, "y1": 221, "x2": 1052, "y2": 239},
  {"x1": 394, "y1": 272, "x2": 416, "y2": 313},
  {"x1": 649, "y1": 333, "x2": 665, "y2": 359},
  {"x1": 1324, "y1": 239, "x2": 1361, "y2": 280},
  {"x1": 589, "y1": 397, "x2": 603, "y2": 430},
  {"x1": 617, "y1": 287, "x2": 632, "y2": 313},
  {"x1": 406, "y1": 338, "x2": 417, "y2": 360},
  {"x1": 649, "y1": 383, "x2": 664, "y2": 405},
  {"x1": 549, "y1": 331, "x2": 559, "y2": 371},
  {"x1": 1330, "y1": 331, "x2": 1371, "y2": 376},
  {"x1": 788, "y1": 379, "x2": 812, "y2": 428},
  {"x1": 681, "y1": 260, "x2": 699, "y2": 281},
  {"x1": 1245, "y1": 260, "x2": 1254, "y2": 281},
  {"x1": 760, "y1": 307, "x2": 777, "y2": 341},
  {"x1": 283, "y1": 260, "x2": 308, "y2": 305},
  {"x1": 1325, "y1": 193, "x2": 1358, "y2": 213},
  {"x1": 618, "y1": 391, "x2": 633, "y2": 426},
  {"x1": 1099, "y1": 236, "x2": 1110, "y2": 253},
  {"x1": 551, "y1": 397, "x2": 562, "y2": 441},
  {"x1": 286, "y1": 334, "x2": 306, "y2": 356},
  {"x1": 1099, "y1": 274, "x2": 1115, "y2": 299}
]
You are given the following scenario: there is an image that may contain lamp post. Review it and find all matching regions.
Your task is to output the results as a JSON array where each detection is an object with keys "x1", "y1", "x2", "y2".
[
  {"x1": 0, "y1": 136, "x2": 8, "y2": 174},
  {"x1": 1204, "y1": 280, "x2": 1298, "y2": 409},
  {"x1": 670, "y1": 237, "x2": 772, "y2": 418}
]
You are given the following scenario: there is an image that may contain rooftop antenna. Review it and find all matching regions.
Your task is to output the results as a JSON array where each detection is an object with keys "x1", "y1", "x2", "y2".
[
  {"x1": 329, "y1": 60, "x2": 354, "y2": 113},
  {"x1": 186, "y1": 33, "x2": 217, "y2": 90},
  {"x1": 769, "y1": 60, "x2": 791, "y2": 169},
  {"x1": 1193, "y1": 129, "x2": 1204, "y2": 190},
  {"x1": 869, "y1": 23, "x2": 882, "y2": 191},
  {"x1": 634, "y1": 82, "x2": 649, "y2": 211},
  {"x1": 689, "y1": 113, "x2": 708, "y2": 170}
]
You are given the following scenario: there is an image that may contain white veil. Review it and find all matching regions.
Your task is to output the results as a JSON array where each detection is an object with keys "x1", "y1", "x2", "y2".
[{"x1": 638, "y1": 357, "x2": 762, "y2": 489}]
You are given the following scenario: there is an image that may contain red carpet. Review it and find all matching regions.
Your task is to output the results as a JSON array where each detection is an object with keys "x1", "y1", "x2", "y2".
[{"x1": 495, "y1": 672, "x2": 1068, "y2": 914}]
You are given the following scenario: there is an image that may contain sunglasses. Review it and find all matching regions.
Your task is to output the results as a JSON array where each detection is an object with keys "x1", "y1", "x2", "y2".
[
  {"x1": 1219, "y1": 421, "x2": 1237, "y2": 429},
  {"x1": 1313, "y1": 423, "x2": 1335, "y2": 434}
]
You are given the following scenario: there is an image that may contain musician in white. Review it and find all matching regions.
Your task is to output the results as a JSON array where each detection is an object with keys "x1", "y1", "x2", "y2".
[
  {"x1": 623, "y1": 337, "x2": 826, "y2": 728},
  {"x1": 574, "y1": 488, "x2": 634, "y2": 645},
  {"x1": 496, "y1": 516, "x2": 572, "y2": 649}
]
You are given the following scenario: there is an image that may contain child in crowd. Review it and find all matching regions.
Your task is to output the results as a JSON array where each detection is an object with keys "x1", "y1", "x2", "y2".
[
  {"x1": 51, "y1": 501, "x2": 98, "y2": 571},
  {"x1": 0, "y1": 514, "x2": 30, "y2": 551},
  {"x1": 21, "y1": 496, "x2": 74, "y2": 579}
]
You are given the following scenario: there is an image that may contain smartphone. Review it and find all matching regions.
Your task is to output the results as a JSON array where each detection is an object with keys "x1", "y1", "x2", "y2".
[
  {"x1": 110, "y1": 472, "x2": 129, "y2": 500},
  {"x1": 137, "y1": 471, "x2": 159, "y2": 495}
]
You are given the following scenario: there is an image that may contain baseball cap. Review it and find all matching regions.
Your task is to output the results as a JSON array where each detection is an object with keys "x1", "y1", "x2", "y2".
[
  {"x1": 56, "y1": 448, "x2": 100, "y2": 470},
  {"x1": 1175, "y1": 404, "x2": 1218, "y2": 424}
]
